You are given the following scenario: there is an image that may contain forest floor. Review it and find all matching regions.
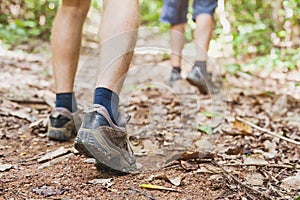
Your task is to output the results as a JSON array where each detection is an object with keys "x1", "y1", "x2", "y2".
[{"x1": 0, "y1": 37, "x2": 300, "y2": 199}]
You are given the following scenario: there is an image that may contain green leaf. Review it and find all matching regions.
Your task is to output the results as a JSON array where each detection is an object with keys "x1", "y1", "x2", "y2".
[
  {"x1": 200, "y1": 111, "x2": 221, "y2": 118},
  {"x1": 225, "y1": 64, "x2": 241, "y2": 75},
  {"x1": 28, "y1": 29, "x2": 42, "y2": 36},
  {"x1": 260, "y1": 91, "x2": 275, "y2": 96},
  {"x1": 197, "y1": 125, "x2": 213, "y2": 135}
]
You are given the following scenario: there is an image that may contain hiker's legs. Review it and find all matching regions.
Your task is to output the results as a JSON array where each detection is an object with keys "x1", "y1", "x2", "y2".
[
  {"x1": 194, "y1": 14, "x2": 214, "y2": 61},
  {"x1": 74, "y1": 0, "x2": 140, "y2": 172},
  {"x1": 96, "y1": 0, "x2": 139, "y2": 93},
  {"x1": 193, "y1": 0, "x2": 217, "y2": 61},
  {"x1": 51, "y1": 0, "x2": 91, "y2": 93},
  {"x1": 170, "y1": 23, "x2": 185, "y2": 67},
  {"x1": 186, "y1": 0, "x2": 219, "y2": 94}
]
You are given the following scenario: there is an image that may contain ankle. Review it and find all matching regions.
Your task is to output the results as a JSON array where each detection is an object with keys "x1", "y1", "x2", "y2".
[
  {"x1": 56, "y1": 92, "x2": 77, "y2": 113},
  {"x1": 172, "y1": 66, "x2": 181, "y2": 73},
  {"x1": 93, "y1": 87, "x2": 119, "y2": 124},
  {"x1": 194, "y1": 61, "x2": 207, "y2": 73}
]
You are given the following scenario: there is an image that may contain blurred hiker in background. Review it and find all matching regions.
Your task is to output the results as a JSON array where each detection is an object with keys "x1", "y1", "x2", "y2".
[{"x1": 161, "y1": 0, "x2": 219, "y2": 94}]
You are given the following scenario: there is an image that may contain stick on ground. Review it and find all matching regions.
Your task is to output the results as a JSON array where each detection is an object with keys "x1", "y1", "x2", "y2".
[{"x1": 236, "y1": 117, "x2": 300, "y2": 145}]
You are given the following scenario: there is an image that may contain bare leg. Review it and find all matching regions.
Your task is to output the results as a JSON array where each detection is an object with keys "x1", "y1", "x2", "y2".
[
  {"x1": 96, "y1": 0, "x2": 139, "y2": 94},
  {"x1": 170, "y1": 23, "x2": 186, "y2": 67},
  {"x1": 186, "y1": 14, "x2": 218, "y2": 94},
  {"x1": 194, "y1": 14, "x2": 214, "y2": 61},
  {"x1": 51, "y1": 0, "x2": 91, "y2": 93}
]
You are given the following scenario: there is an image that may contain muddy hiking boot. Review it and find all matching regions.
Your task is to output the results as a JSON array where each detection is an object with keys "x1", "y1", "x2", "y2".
[
  {"x1": 186, "y1": 62, "x2": 219, "y2": 95},
  {"x1": 48, "y1": 108, "x2": 82, "y2": 141},
  {"x1": 74, "y1": 104, "x2": 136, "y2": 173}
]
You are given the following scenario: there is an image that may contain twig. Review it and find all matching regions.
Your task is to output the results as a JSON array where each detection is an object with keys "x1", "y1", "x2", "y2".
[
  {"x1": 236, "y1": 117, "x2": 300, "y2": 145},
  {"x1": 7, "y1": 98, "x2": 47, "y2": 105},
  {"x1": 259, "y1": 169, "x2": 279, "y2": 184},
  {"x1": 215, "y1": 163, "x2": 274, "y2": 199},
  {"x1": 220, "y1": 163, "x2": 300, "y2": 169},
  {"x1": 140, "y1": 184, "x2": 181, "y2": 193},
  {"x1": 267, "y1": 183, "x2": 285, "y2": 198},
  {"x1": 274, "y1": 169, "x2": 286, "y2": 179}
]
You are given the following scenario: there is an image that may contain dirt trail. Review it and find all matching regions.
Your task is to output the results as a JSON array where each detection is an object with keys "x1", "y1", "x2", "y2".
[{"x1": 0, "y1": 44, "x2": 299, "y2": 199}]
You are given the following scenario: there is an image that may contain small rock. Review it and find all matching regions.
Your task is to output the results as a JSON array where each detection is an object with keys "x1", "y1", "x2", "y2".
[{"x1": 0, "y1": 163, "x2": 13, "y2": 172}]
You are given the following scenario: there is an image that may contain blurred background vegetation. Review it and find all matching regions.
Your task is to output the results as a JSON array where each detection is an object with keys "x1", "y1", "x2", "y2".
[{"x1": 0, "y1": 0, "x2": 299, "y2": 72}]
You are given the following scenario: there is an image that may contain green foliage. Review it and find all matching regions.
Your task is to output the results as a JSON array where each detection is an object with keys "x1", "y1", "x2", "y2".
[
  {"x1": 139, "y1": 0, "x2": 163, "y2": 27},
  {"x1": 0, "y1": 0, "x2": 58, "y2": 48},
  {"x1": 199, "y1": 111, "x2": 221, "y2": 118},
  {"x1": 221, "y1": 0, "x2": 300, "y2": 72},
  {"x1": 0, "y1": 0, "x2": 299, "y2": 73},
  {"x1": 197, "y1": 125, "x2": 213, "y2": 135},
  {"x1": 226, "y1": 47, "x2": 300, "y2": 74}
]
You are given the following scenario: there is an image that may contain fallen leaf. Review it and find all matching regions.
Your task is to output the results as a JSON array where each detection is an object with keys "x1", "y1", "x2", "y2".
[
  {"x1": 0, "y1": 130, "x2": 4, "y2": 139},
  {"x1": 208, "y1": 174, "x2": 223, "y2": 181},
  {"x1": 168, "y1": 176, "x2": 182, "y2": 186},
  {"x1": 263, "y1": 140, "x2": 276, "y2": 151},
  {"x1": 271, "y1": 95, "x2": 287, "y2": 120},
  {"x1": 244, "y1": 172, "x2": 264, "y2": 186},
  {"x1": 178, "y1": 151, "x2": 199, "y2": 161},
  {"x1": 88, "y1": 178, "x2": 113, "y2": 188},
  {"x1": 195, "y1": 164, "x2": 222, "y2": 174},
  {"x1": 180, "y1": 160, "x2": 198, "y2": 171},
  {"x1": 84, "y1": 158, "x2": 96, "y2": 164},
  {"x1": 146, "y1": 173, "x2": 182, "y2": 186},
  {"x1": 9, "y1": 108, "x2": 33, "y2": 122},
  {"x1": 29, "y1": 118, "x2": 48, "y2": 134},
  {"x1": 38, "y1": 153, "x2": 74, "y2": 169},
  {"x1": 38, "y1": 147, "x2": 70, "y2": 163},
  {"x1": 197, "y1": 125, "x2": 212, "y2": 135},
  {"x1": 200, "y1": 111, "x2": 221, "y2": 118},
  {"x1": 262, "y1": 140, "x2": 277, "y2": 159},
  {"x1": 225, "y1": 146, "x2": 243, "y2": 155},
  {"x1": 280, "y1": 172, "x2": 300, "y2": 191},
  {"x1": 32, "y1": 185, "x2": 64, "y2": 197},
  {"x1": 244, "y1": 155, "x2": 268, "y2": 165},
  {"x1": 233, "y1": 120, "x2": 253, "y2": 135}
]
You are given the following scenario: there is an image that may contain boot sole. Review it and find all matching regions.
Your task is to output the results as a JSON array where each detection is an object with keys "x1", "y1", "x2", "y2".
[
  {"x1": 74, "y1": 129, "x2": 136, "y2": 173},
  {"x1": 186, "y1": 74, "x2": 208, "y2": 94},
  {"x1": 48, "y1": 127, "x2": 76, "y2": 141}
]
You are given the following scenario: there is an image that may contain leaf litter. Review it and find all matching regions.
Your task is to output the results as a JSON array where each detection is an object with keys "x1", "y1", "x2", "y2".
[{"x1": 0, "y1": 44, "x2": 300, "y2": 199}]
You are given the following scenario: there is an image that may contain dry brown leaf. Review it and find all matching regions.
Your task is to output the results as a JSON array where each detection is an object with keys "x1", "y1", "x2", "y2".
[
  {"x1": 88, "y1": 178, "x2": 113, "y2": 188},
  {"x1": 38, "y1": 147, "x2": 70, "y2": 163},
  {"x1": 180, "y1": 160, "x2": 198, "y2": 171},
  {"x1": 244, "y1": 172, "x2": 265, "y2": 186},
  {"x1": 29, "y1": 118, "x2": 48, "y2": 134},
  {"x1": 271, "y1": 95, "x2": 287, "y2": 120},
  {"x1": 244, "y1": 154, "x2": 268, "y2": 165},
  {"x1": 225, "y1": 145, "x2": 243, "y2": 155},
  {"x1": 280, "y1": 172, "x2": 300, "y2": 191},
  {"x1": 233, "y1": 120, "x2": 253, "y2": 135},
  {"x1": 146, "y1": 173, "x2": 182, "y2": 186}
]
